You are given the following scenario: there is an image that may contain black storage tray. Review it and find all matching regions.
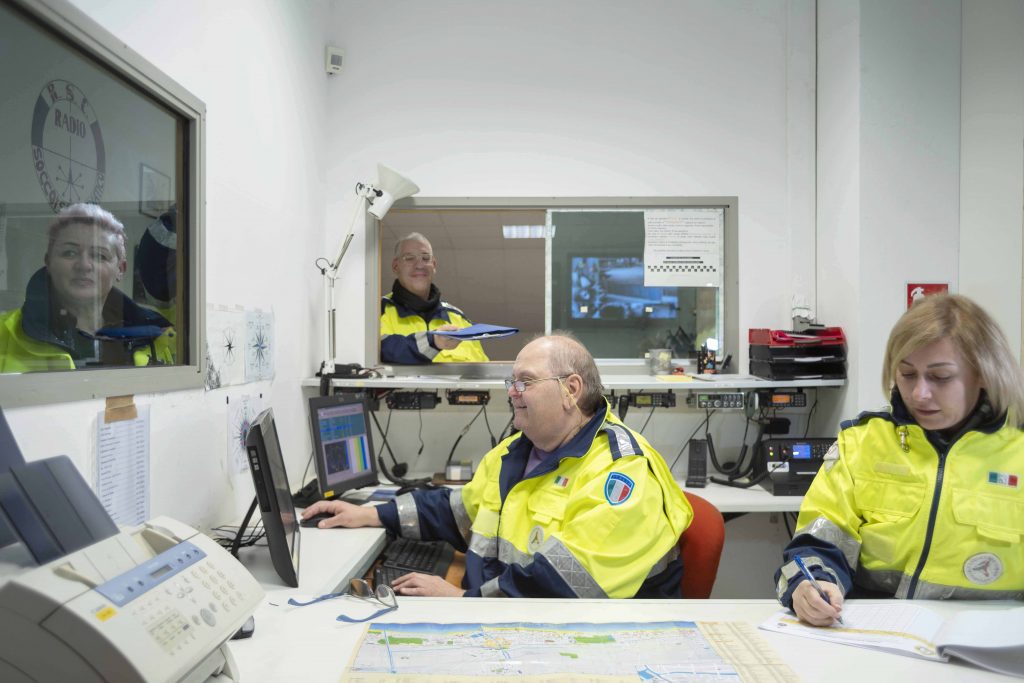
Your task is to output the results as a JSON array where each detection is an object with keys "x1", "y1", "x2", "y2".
[
  {"x1": 749, "y1": 359, "x2": 847, "y2": 380},
  {"x1": 749, "y1": 344, "x2": 846, "y2": 362}
]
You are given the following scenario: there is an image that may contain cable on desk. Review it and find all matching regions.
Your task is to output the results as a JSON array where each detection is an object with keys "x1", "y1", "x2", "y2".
[
  {"x1": 803, "y1": 390, "x2": 818, "y2": 438},
  {"x1": 369, "y1": 408, "x2": 408, "y2": 478},
  {"x1": 481, "y1": 404, "x2": 496, "y2": 448},
  {"x1": 638, "y1": 404, "x2": 657, "y2": 434},
  {"x1": 444, "y1": 405, "x2": 486, "y2": 470},
  {"x1": 669, "y1": 409, "x2": 715, "y2": 471}
]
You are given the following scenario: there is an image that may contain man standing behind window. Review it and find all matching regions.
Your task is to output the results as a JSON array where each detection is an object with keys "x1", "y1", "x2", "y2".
[{"x1": 380, "y1": 232, "x2": 488, "y2": 364}]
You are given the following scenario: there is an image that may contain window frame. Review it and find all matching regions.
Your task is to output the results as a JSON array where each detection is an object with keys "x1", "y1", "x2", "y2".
[
  {"x1": 0, "y1": 0, "x2": 206, "y2": 406},
  {"x1": 366, "y1": 196, "x2": 738, "y2": 373}
]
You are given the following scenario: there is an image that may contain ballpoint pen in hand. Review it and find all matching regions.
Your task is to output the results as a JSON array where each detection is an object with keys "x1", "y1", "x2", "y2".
[{"x1": 793, "y1": 556, "x2": 844, "y2": 625}]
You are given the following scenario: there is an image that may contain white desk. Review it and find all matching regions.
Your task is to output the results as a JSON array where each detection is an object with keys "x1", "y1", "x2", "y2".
[
  {"x1": 228, "y1": 522, "x2": 1012, "y2": 683},
  {"x1": 681, "y1": 481, "x2": 802, "y2": 513},
  {"x1": 233, "y1": 525, "x2": 387, "y2": 596},
  {"x1": 229, "y1": 596, "x2": 1013, "y2": 682}
]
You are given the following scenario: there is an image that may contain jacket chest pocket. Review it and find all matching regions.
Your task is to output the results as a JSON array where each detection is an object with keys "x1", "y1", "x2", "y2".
[
  {"x1": 854, "y1": 476, "x2": 925, "y2": 523},
  {"x1": 527, "y1": 490, "x2": 569, "y2": 529},
  {"x1": 952, "y1": 488, "x2": 1024, "y2": 545}
]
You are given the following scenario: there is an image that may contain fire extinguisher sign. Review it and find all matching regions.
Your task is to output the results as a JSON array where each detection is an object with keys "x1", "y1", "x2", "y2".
[{"x1": 906, "y1": 283, "x2": 949, "y2": 310}]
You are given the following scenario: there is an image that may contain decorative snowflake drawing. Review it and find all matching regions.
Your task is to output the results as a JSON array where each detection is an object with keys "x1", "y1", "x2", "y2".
[
  {"x1": 244, "y1": 310, "x2": 274, "y2": 382},
  {"x1": 250, "y1": 329, "x2": 269, "y2": 366},
  {"x1": 222, "y1": 328, "x2": 237, "y2": 365}
]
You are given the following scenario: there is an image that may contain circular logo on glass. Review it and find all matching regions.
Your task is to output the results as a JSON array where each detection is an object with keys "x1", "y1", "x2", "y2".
[{"x1": 30, "y1": 80, "x2": 105, "y2": 212}]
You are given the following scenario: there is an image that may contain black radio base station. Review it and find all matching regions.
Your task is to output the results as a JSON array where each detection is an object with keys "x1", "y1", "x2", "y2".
[{"x1": 753, "y1": 438, "x2": 834, "y2": 496}]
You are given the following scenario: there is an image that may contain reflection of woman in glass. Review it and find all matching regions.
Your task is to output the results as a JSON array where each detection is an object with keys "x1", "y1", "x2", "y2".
[{"x1": 0, "y1": 203, "x2": 175, "y2": 372}]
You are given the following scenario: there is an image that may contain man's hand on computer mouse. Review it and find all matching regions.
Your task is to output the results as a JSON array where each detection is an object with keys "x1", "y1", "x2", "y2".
[
  {"x1": 391, "y1": 572, "x2": 465, "y2": 597},
  {"x1": 301, "y1": 500, "x2": 382, "y2": 529}
]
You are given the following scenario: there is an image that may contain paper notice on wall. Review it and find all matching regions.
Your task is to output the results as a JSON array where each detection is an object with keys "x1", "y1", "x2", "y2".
[
  {"x1": 244, "y1": 309, "x2": 275, "y2": 382},
  {"x1": 95, "y1": 405, "x2": 150, "y2": 526},
  {"x1": 206, "y1": 304, "x2": 246, "y2": 389},
  {"x1": 643, "y1": 208, "x2": 723, "y2": 288}
]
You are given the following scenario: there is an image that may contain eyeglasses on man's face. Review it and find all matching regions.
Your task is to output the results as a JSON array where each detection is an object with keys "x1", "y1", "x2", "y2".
[
  {"x1": 504, "y1": 376, "x2": 568, "y2": 393},
  {"x1": 398, "y1": 253, "x2": 433, "y2": 265},
  {"x1": 286, "y1": 577, "x2": 398, "y2": 623}
]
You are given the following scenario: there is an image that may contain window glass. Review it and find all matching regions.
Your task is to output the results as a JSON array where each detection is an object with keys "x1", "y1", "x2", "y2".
[{"x1": 0, "y1": 1, "x2": 188, "y2": 374}]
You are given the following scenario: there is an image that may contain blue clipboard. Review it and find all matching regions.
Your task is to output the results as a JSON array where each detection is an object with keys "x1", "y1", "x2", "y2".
[{"x1": 432, "y1": 324, "x2": 519, "y2": 341}]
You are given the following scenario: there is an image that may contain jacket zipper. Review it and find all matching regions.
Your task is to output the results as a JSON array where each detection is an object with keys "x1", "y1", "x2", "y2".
[{"x1": 906, "y1": 435, "x2": 950, "y2": 598}]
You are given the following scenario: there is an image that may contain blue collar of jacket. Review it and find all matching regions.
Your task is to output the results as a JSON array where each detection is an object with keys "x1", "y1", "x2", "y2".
[
  {"x1": 843, "y1": 388, "x2": 1005, "y2": 437},
  {"x1": 20, "y1": 267, "x2": 171, "y2": 353},
  {"x1": 498, "y1": 400, "x2": 610, "y2": 500}
]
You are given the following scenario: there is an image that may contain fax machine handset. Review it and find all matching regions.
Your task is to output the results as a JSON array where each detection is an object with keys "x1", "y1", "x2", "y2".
[{"x1": 0, "y1": 515, "x2": 264, "y2": 683}]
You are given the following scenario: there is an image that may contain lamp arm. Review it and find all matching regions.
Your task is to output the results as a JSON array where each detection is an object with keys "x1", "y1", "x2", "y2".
[{"x1": 321, "y1": 185, "x2": 378, "y2": 375}]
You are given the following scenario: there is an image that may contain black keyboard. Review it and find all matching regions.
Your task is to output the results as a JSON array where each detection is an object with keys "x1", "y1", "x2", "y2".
[{"x1": 374, "y1": 538, "x2": 454, "y2": 587}]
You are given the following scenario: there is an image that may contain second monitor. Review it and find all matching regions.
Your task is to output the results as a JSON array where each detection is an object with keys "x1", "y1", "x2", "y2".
[{"x1": 308, "y1": 395, "x2": 380, "y2": 502}]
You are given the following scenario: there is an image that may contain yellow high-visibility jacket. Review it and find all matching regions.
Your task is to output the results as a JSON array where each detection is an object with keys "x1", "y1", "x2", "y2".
[
  {"x1": 380, "y1": 293, "x2": 488, "y2": 364},
  {"x1": 776, "y1": 394, "x2": 1024, "y2": 605},
  {"x1": 377, "y1": 400, "x2": 692, "y2": 598}
]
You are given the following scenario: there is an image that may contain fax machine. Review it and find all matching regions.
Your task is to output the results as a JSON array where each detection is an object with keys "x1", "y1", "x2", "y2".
[{"x1": 0, "y1": 515, "x2": 264, "y2": 682}]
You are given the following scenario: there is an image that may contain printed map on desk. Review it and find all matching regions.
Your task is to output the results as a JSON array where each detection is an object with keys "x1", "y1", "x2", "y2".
[{"x1": 341, "y1": 620, "x2": 796, "y2": 682}]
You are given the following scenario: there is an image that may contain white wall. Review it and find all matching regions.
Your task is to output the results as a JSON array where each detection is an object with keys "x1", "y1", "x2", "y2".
[
  {"x1": 960, "y1": 0, "x2": 1024, "y2": 356},
  {"x1": 326, "y1": 0, "x2": 818, "y2": 375},
  {"x1": 5, "y1": 0, "x2": 332, "y2": 529}
]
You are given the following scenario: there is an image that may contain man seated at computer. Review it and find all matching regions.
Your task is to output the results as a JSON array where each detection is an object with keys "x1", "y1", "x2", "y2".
[
  {"x1": 380, "y1": 232, "x2": 489, "y2": 364},
  {"x1": 303, "y1": 333, "x2": 692, "y2": 598}
]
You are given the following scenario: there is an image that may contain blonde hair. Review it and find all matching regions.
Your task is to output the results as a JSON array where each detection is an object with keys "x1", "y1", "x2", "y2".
[
  {"x1": 538, "y1": 331, "x2": 605, "y2": 414},
  {"x1": 882, "y1": 294, "x2": 1024, "y2": 423},
  {"x1": 47, "y1": 203, "x2": 127, "y2": 263}
]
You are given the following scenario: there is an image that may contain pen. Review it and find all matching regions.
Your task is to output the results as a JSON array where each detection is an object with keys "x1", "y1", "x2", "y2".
[{"x1": 793, "y1": 556, "x2": 844, "y2": 624}]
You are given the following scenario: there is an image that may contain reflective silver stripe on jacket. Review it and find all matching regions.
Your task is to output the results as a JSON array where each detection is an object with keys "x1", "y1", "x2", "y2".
[
  {"x1": 479, "y1": 577, "x2": 506, "y2": 598},
  {"x1": 604, "y1": 423, "x2": 640, "y2": 459},
  {"x1": 468, "y1": 531, "x2": 499, "y2": 560},
  {"x1": 395, "y1": 493, "x2": 420, "y2": 539},
  {"x1": 795, "y1": 516, "x2": 861, "y2": 567},
  {"x1": 857, "y1": 567, "x2": 1024, "y2": 601},
  {"x1": 536, "y1": 537, "x2": 607, "y2": 599},
  {"x1": 415, "y1": 331, "x2": 438, "y2": 359},
  {"x1": 776, "y1": 554, "x2": 842, "y2": 600},
  {"x1": 448, "y1": 489, "x2": 472, "y2": 543}
]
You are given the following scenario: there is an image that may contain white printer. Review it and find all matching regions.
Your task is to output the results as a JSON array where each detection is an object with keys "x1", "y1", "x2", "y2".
[{"x1": 0, "y1": 516, "x2": 264, "y2": 682}]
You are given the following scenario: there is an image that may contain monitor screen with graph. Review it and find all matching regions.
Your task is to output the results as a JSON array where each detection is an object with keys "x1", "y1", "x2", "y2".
[{"x1": 307, "y1": 395, "x2": 380, "y2": 500}]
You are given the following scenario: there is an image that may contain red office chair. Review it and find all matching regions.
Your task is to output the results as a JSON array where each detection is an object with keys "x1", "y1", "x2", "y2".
[{"x1": 678, "y1": 491, "x2": 726, "y2": 599}]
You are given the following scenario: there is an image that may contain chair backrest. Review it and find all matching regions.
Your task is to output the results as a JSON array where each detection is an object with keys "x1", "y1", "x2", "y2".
[{"x1": 678, "y1": 491, "x2": 726, "y2": 599}]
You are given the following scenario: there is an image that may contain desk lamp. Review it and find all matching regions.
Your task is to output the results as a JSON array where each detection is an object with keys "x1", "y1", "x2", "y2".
[{"x1": 319, "y1": 164, "x2": 419, "y2": 377}]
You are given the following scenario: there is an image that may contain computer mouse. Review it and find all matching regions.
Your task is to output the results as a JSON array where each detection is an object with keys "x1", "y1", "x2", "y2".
[{"x1": 299, "y1": 512, "x2": 336, "y2": 528}]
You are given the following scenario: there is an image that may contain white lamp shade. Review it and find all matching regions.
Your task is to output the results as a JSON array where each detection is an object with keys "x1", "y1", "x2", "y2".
[{"x1": 375, "y1": 164, "x2": 419, "y2": 201}]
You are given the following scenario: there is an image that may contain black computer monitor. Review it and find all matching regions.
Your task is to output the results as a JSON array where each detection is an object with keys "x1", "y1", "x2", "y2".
[
  {"x1": 242, "y1": 407, "x2": 300, "y2": 587},
  {"x1": 308, "y1": 395, "x2": 379, "y2": 501}
]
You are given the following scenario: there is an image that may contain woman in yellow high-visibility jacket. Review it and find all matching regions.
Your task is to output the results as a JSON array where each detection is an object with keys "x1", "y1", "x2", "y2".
[{"x1": 776, "y1": 294, "x2": 1024, "y2": 625}]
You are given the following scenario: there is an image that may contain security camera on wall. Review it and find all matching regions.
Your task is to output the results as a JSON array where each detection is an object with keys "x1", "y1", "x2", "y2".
[{"x1": 325, "y1": 46, "x2": 344, "y2": 75}]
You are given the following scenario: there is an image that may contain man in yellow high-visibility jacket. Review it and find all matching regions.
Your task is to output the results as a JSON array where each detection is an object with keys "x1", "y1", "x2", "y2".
[
  {"x1": 380, "y1": 232, "x2": 488, "y2": 364},
  {"x1": 305, "y1": 333, "x2": 692, "y2": 598}
]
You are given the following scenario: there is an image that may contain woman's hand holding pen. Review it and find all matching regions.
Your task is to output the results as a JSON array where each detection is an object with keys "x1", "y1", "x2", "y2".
[{"x1": 792, "y1": 579, "x2": 844, "y2": 626}]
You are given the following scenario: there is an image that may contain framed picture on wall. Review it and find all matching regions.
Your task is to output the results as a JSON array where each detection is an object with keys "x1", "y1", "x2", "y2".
[{"x1": 139, "y1": 163, "x2": 171, "y2": 218}]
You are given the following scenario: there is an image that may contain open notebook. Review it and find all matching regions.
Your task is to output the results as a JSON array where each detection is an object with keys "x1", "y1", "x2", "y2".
[{"x1": 760, "y1": 603, "x2": 1024, "y2": 678}]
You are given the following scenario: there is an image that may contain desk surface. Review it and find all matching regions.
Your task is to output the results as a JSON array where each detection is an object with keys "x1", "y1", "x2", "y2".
[
  {"x1": 229, "y1": 520, "x2": 1010, "y2": 683},
  {"x1": 229, "y1": 596, "x2": 1013, "y2": 683},
  {"x1": 304, "y1": 373, "x2": 845, "y2": 391}
]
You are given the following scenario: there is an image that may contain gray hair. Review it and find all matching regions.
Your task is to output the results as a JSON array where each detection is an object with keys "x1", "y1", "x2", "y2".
[
  {"x1": 541, "y1": 331, "x2": 605, "y2": 414},
  {"x1": 47, "y1": 202, "x2": 127, "y2": 263},
  {"x1": 393, "y1": 232, "x2": 432, "y2": 257}
]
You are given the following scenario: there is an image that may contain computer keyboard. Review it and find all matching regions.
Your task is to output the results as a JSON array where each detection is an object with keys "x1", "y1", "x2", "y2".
[{"x1": 374, "y1": 537, "x2": 455, "y2": 588}]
